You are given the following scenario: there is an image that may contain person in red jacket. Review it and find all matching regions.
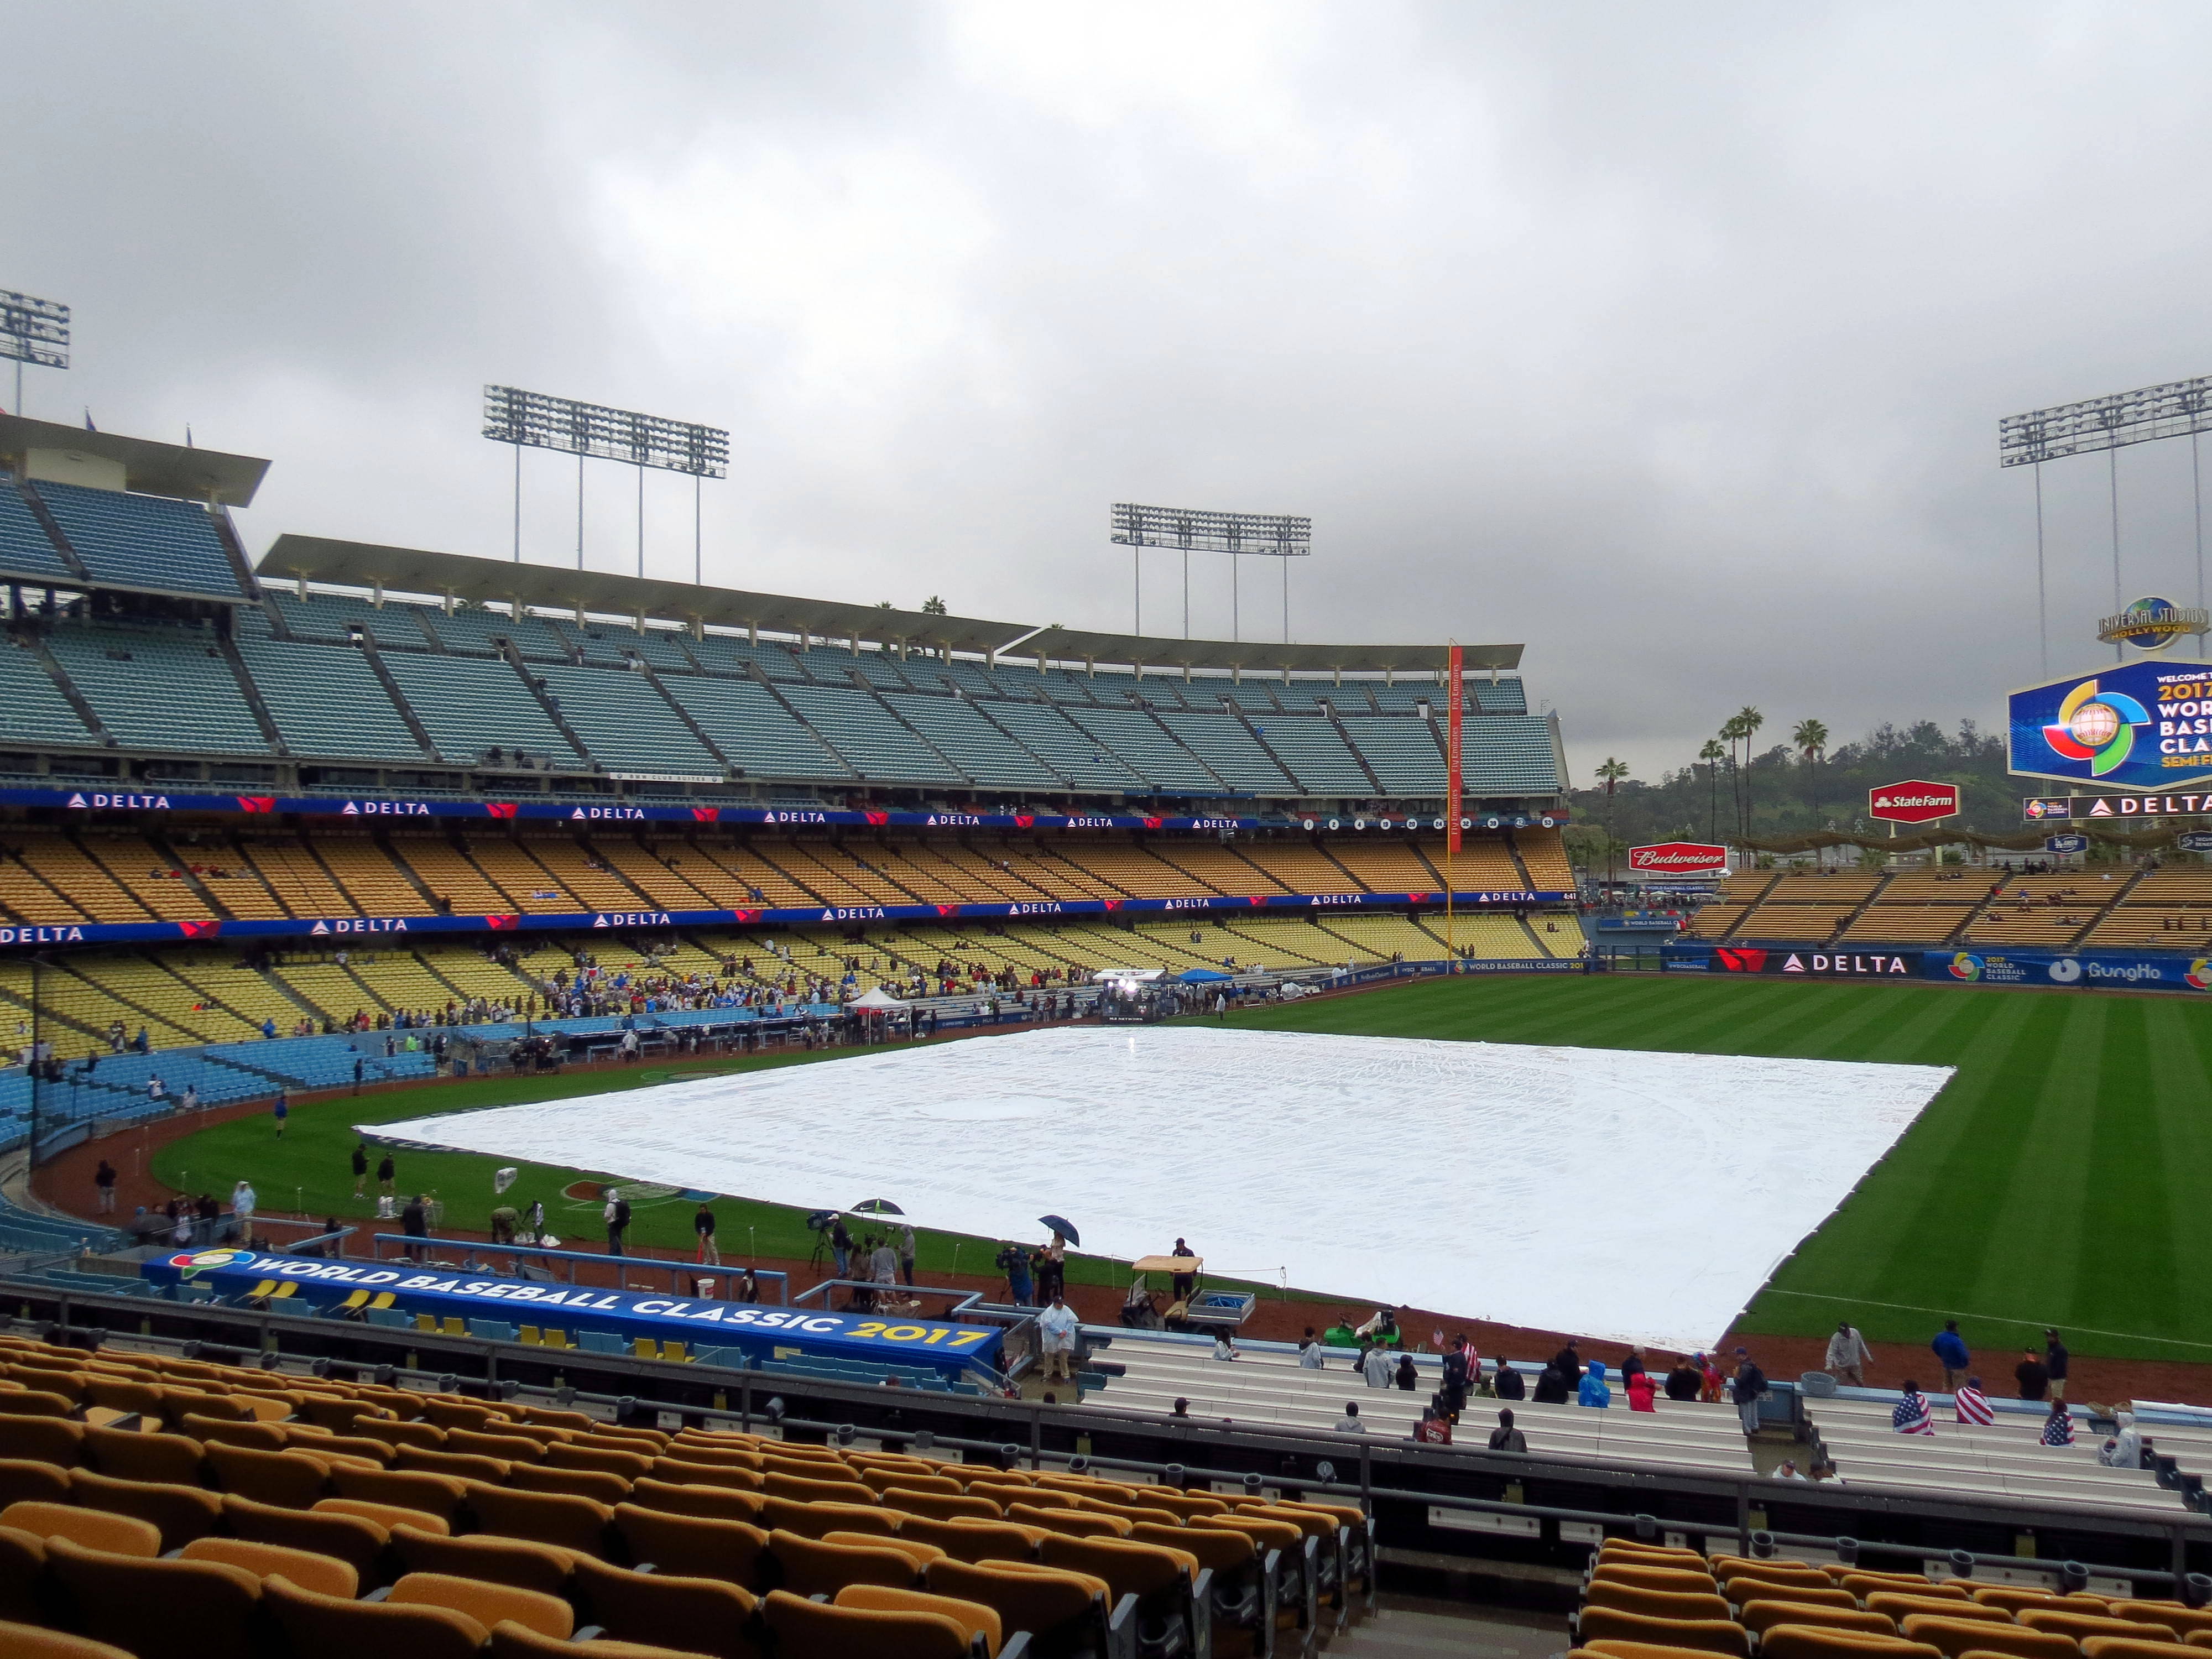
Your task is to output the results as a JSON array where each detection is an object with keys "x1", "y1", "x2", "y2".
[{"x1": 1626, "y1": 1368, "x2": 1658, "y2": 1412}]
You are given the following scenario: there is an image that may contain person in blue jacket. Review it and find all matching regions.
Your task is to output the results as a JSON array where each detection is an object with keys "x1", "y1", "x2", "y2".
[
  {"x1": 1578, "y1": 1360, "x2": 1612, "y2": 1408},
  {"x1": 1931, "y1": 1321, "x2": 1970, "y2": 1393}
]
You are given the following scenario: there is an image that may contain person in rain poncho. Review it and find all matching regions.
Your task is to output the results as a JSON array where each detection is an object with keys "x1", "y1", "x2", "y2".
[
  {"x1": 1578, "y1": 1361, "x2": 1612, "y2": 1408},
  {"x1": 1363, "y1": 1343, "x2": 1394, "y2": 1389},
  {"x1": 2099, "y1": 1410, "x2": 2143, "y2": 1469}
]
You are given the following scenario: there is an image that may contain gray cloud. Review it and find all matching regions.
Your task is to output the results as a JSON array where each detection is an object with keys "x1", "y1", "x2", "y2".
[{"x1": 8, "y1": 1, "x2": 2211, "y2": 782}]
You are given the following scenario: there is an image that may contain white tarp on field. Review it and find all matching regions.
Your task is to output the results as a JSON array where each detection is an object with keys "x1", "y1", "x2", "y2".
[{"x1": 370, "y1": 1026, "x2": 1951, "y2": 1350}]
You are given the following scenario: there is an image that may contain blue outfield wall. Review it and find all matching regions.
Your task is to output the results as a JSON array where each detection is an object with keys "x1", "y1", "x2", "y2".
[
  {"x1": 0, "y1": 888, "x2": 1571, "y2": 950},
  {"x1": 1661, "y1": 942, "x2": 2212, "y2": 993},
  {"x1": 140, "y1": 1248, "x2": 1004, "y2": 1380}
]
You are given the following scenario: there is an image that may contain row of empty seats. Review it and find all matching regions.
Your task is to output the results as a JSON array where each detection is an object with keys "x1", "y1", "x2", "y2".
[
  {"x1": 1087, "y1": 1333, "x2": 1750, "y2": 1474},
  {"x1": 260, "y1": 585, "x2": 1519, "y2": 712},
  {"x1": 0, "y1": 1327, "x2": 1369, "y2": 1659},
  {"x1": 0, "y1": 825, "x2": 1575, "y2": 926},
  {"x1": 1568, "y1": 1535, "x2": 2212, "y2": 1659},
  {"x1": 4, "y1": 592, "x2": 1563, "y2": 800},
  {"x1": 1687, "y1": 867, "x2": 2184, "y2": 951},
  {"x1": 2, "y1": 478, "x2": 243, "y2": 602}
]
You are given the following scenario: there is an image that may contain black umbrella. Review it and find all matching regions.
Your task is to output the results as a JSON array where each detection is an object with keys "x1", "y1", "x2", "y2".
[
  {"x1": 1038, "y1": 1214, "x2": 1080, "y2": 1247},
  {"x1": 851, "y1": 1198, "x2": 905, "y2": 1219}
]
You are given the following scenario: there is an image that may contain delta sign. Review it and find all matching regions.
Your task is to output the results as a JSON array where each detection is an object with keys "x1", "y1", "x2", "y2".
[
  {"x1": 2010, "y1": 660, "x2": 2212, "y2": 794},
  {"x1": 1627, "y1": 841, "x2": 1729, "y2": 877},
  {"x1": 1867, "y1": 780, "x2": 1960, "y2": 825}
]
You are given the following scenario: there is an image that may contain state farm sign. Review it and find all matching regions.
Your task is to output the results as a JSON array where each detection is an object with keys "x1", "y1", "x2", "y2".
[
  {"x1": 1868, "y1": 780, "x2": 1960, "y2": 825},
  {"x1": 1627, "y1": 841, "x2": 1729, "y2": 876}
]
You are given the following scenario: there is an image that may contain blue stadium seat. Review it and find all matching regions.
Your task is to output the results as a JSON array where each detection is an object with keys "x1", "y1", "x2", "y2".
[
  {"x1": 1338, "y1": 715, "x2": 1446, "y2": 795},
  {"x1": 1246, "y1": 715, "x2": 1373, "y2": 795},
  {"x1": 658, "y1": 675, "x2": 851, "y2": 781},
  {"x1": 380, "y1": 653, "x2": 582, "y2": 768},
  {"x1": 0, "y1": 638, "x2": 96, "y2": 747},
  {"x1": 780, "y1": 685, "x2": 962, "y2": 785},
  {"x1": 269, "y1": 591, "x2": 432, "y2": 649},
  {"x1": 535, "y1": 662, "x2": 723, "y2": 776},
  {"x1": 30, "y1": 479, "x2": 242, "y2": 599},
  {"x1": 1159, "y1": 710, "x2": 1297, "y2": 795},
  {"x1": 880, "y1": 693, "x2": 1054, "y2": 790},
  {"x1": 0, "y1": 479, "x2": 75, "y2": 582},
  {"x1": 978, "y1": 700, "x2": 1146, "y2": 792},
  {"x1": 1061, "y1": 706, "x2": 1219, "y2": 792},
  {"x1": 45, "y1": 624, "x2": 270, "y2": 755},
  {"x1": 234, "y1": 635, "x2": 426, "y2": 762}
]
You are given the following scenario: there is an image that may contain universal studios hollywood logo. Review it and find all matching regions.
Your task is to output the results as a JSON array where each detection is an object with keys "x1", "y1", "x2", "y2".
[{"x1": 2099, "y1": 595, "x2": 2210, "y2": 653}]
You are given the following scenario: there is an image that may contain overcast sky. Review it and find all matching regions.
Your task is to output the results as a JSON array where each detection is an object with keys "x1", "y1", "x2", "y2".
[{"x1": 8, "y1": 2, "x2": 2211, "y2": 781}]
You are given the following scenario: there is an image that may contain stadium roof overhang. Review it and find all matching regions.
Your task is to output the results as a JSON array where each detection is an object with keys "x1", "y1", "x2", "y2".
[
  {"x1": 0, "y1": 414, "x2": 269, "y2": 507},
  {"x1": 1016, "y1": 626, "x2": 1519, "y2": 676},
  {"x1": 259, "y1": 537, "x2": 1039, "y2": 656},
  {"x1": 257, "y1": 536, "x2": 1521, "y2": 676}
]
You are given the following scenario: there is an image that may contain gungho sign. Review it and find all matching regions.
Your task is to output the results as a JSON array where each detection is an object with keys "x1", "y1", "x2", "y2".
[
  {"x1": 1627, "y1": 841, "x2": 1729, "y2": 877},
  {"x1": 1868, "y1": 780, "x2": 1960, "y2": 825}
]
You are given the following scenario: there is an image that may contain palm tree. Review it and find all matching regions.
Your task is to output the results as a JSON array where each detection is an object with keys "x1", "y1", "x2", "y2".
[
  {"x1": 1698, "y1": 739, "x2": 1726, "y2": 843},
  {"x1": 1792, "y1": 717, "x2": 1829, "y2": 864},
  {"x1": 1735, "y1": 706, "x2": 1765, "y2": 843},
  {"x1": 1595, "y1": 758, "x2": 1629, "y2": 889},
  {"x1": 1717, "y1": 716, "x2": 1746, "y2": 847}
]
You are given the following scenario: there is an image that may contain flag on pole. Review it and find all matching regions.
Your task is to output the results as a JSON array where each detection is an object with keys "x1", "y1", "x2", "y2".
[{"x1": 1446, "y1": 643, "x2": 1464, "y2": 855}]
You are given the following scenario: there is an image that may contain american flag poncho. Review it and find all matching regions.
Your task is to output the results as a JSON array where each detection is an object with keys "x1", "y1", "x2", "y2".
[
  {"x1": 1893, "y1": 1391, "x2": 1934, "y2": 1434},
  {"x1": 1954, "y1": 1385, "x2": 1994, "y2": 1425},
  {"x1": 2042, "y1": 1412, "x2": 2075, "y2": 1447}
]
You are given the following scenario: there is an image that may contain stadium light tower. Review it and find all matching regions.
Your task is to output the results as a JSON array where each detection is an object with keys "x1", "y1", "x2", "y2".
[
  {"x1": 2001, "y1": 373, "x2": 2212, "y2": 670},
  {"x1": 0, "y1": 290, "x2": 69, "y2": 421},
  {"x1": 482, "y1": 386, "x2": 729, "y2": 580},
  {"x1": 1110, "y1": 504, "x2": 1312, "y2": 641}
]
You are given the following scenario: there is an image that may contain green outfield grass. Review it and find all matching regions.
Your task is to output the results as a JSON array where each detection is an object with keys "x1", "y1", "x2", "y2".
[
  {"x1": 148, "y1": 973, "x2": 2212, "y2": 1361},
  {"x1": 1234, "y1": 973, "x2": 2212, "y2": 1364}
]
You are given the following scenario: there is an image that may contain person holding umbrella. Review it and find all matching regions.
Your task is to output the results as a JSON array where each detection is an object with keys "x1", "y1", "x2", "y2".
[{"x1": 1037, "y1": 1214, "x2": 1078, "y2": 1302}]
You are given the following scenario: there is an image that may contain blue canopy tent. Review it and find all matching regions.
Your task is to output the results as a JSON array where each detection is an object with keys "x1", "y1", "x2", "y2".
[{"x1": 1177, "y1": 968, "x2": 1234, "y2": 984}]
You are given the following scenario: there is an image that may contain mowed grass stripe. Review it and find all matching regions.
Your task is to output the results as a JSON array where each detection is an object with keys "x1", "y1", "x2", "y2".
[
  {"x1": 2150, "y1": 1006, "x2": 2212, "y2": 1349},
  {"x1": 1242, "y1": 973, "x2": 2212, "y2": 1360}
]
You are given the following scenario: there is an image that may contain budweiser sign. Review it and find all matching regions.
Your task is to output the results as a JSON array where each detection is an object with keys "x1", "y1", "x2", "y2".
[
  {"x1": 1868, "y1": 780, "x2": 1960, "y2": 825},
  {"x1": 1627, "y1": 841, "x2": 1729, "y2": 875}
]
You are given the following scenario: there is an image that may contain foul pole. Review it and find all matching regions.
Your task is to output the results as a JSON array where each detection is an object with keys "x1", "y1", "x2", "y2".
[{"x1": 1446, "y1": 643, "x2": 1463, "y2": 966}]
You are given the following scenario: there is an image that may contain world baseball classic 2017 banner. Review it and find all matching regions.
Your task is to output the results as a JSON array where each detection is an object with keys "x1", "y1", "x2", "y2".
[
  {"x1": 2009, "y1": 660, "x2": 2212, "y2": 792},
  {"x1": 1926, "y1": 948, "x2": 2212, "y2": 992},
  {"x1": 0, "y1": 888, "x2": 1571, "y2": 950},
  {"x1": 139, "y1": 1248, "x2": 1003, "y2": 1378},
  {"x1": 1663, "y1": 943, "x2": 2212, "y2": 993}
]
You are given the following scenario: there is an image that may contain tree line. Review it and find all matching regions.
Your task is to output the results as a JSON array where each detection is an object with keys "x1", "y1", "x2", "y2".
[{"x1": 1569, "y1": 713, "x2": 2020, "y2": 862}]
